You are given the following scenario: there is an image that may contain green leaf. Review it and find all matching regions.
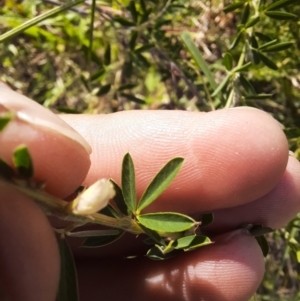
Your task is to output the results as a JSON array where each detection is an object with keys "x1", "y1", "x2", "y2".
[
  {"x1": 211, "y1": 73, "x2": 232, "y2": 97},
  {"x1": 90, "y1": 69, "x2": 106, "y2": 82},
  {"x1": 223, "y1": 2, "x2": 245, "y2": 13},
  {"x1": 198, "y1": 213, "x2": 214, "y2": 228},
  {"x1": 120, "y1": 93, "x2": 146, "y2": 104},
  {"x1": 137, "y1": 212, "x2": 197, "y2": 233},
  {"x1": 250, "y1": 35, "x2": 259, "y2": 49},
  {"x1": 122, "y1": 153, "x2": 137, "y2": 214},
  {"x1": 266, "y1": 0, "x2": 298, "y2": 11},
  {"x1": 245, "y1": 16, "x2": 260, "y2": 28},
  {"x1": 174, "y1": 235, "x2": 212, "y2": 251},
  {"x1": 240, "y1": 3, "x2": 250, "y2": 25},
  {"x1": 109, "y1": 179, "x2": 128, "y2": 215},
  {"x1": 99, "y1": 203, "x2": 122, "y2": 218},
  {"x1": 114, "y1": 16, "x2": 135, "y2": 27},
  {"x1": 83, "y1": 230, "x2": 124, "y2": 247},
  {"x1": 117, "y1": 83, "x2": 138, "y2": 91},
  {"x1": 255, "y1": 235, "x2": 269, "y2": 257},
  {"x1": 56, "y1": 107, "x2": 82, "y2": 114},
  {"x1": 258, "y1": 52, "x2": 278, "y2": 70},
  {"x1": 181, "y1": 31, "x2": 218, "y2": 90},
  {"x1": 258, "y1": 39, "x2": 278, "y2": 50},
  {"x1": 146, "y1": 245, "x2": 179, "y2": 260},
  {"x1": 264, "y1": 10, "x2": 297, "y2": 20},
  {"x1": 129, "y1": 31, "x2": 138, "y2": 50},
  {"x1": 134, "y1": 44, "x2": 154, "y2": 53},
  {"x1": 244, "y1": 94, "x2": 273, "y2": 99},
  {"x1": 104, "y1": 44, "x2": 111, "y2": 65},
  {"x1": 229, "y1": 30, "x2": 243, "y2": 50},
  {"x1": 249, "y1": 225, "x2": 274, "y2": 236},
  {"x1": 233, "y1": 62, "x2": 252, "y2": 72},
  {"x1": 0, "y1": 111, "x2": 13, "y2": 132},
  {"x1": 223, "y1": 52, "x2": 233, "y2": 71},
  {"x1": 96, "y1": 84, "x2": 111, "y2": 96},
  {"x1": 139, "y1": 223, "x2": 166, "y2": 245},
  {"x1": 128, "y1": 1, "x2": 138, "y2": 23},
  {"x1": 137, "y1": 157, "x2": 184, "y2": 213},
  {"x1": 251, "y1": 48, "x2": 261, "y2": 65},
  {"x1": 239, "y1": 75, "x2": 256, "y2": 95},
  {"x1": 56, "y1": 237, "x2": 79, "y2": 301},
  {"x1": 0, "y1": 158, "x2": 14, "y2": 178},
  {"x1": 261, "y1": 41, "x2": 294, "y2": 52},
  {"x1": 13, "y1": 145, "x2": 34, "y2": 178},
  {"x1": 255, "y1": 32, "x2": 272, "y2": 42}
]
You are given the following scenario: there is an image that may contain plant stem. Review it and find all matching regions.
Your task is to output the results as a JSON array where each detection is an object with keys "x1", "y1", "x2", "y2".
[{"x1": 1, "y1": 178, "x2": 143, "y2": 234}]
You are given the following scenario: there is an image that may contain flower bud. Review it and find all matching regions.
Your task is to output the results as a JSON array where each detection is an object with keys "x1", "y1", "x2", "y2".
[{"x1": 71, "y1": 179, "x2": 115, "y2": 215}]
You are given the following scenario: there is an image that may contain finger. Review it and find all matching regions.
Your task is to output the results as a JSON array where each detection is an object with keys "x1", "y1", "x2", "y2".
[
  {"x1": 61, "y1": 107, "x2": 288, "y2": 212},
  {"x1": 203, "y1": 155, "x2": 300, "y2": 234},
  {"x1": 0, "y1": 84, "x2": 91, "y2": 197},
  {"x1": 76, "y1": 232, "x2": 264, "y2": 301},
  {"x1": 0, "y1": 184, "x2": 60, "y2": 301}
]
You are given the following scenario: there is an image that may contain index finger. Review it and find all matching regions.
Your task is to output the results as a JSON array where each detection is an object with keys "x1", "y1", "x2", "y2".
[{"x1": 61, "y1": 107, "x2": 288, "y2": 213}]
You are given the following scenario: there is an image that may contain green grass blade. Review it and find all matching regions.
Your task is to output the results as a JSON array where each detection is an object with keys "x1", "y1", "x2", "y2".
[
  {"x1": 0, "y1": 0, "x2": 85, "y2": 43},
  {"x1": 137, "y1": 157, "x2": 184, "y2": 213},
  {"x1": 122, "y1": 153, "x2": 137, "y2": 214},
  {"x1": 181, "y1": 31, "x2": 217, "y2": 90}
]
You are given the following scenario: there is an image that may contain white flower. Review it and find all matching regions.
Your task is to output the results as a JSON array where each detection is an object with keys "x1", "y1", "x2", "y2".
[{"x1": 72, "y1": 179, "x2": 115, "y2": 215}]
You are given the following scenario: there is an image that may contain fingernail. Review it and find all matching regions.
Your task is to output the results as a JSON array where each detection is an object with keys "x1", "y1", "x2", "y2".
[{"x1": 0, "y1": 86, "x2": 92, "y2": 154}]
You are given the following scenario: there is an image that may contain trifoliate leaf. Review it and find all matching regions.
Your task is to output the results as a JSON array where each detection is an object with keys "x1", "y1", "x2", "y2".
[
  {"x1": 122, "y1": 153, "x2": 137, "y2": 214},
  {"x1": 137, "y1": 212, "x2": 197, "y2": 233},
  {"x1": 13, "y1": 145, "x2": 34, "y2": 178},
  {"x1": 174, "y1": 235, "x2": 212, "y2": 251},
  {"x1": 0, "y1": 111, "x2": 13, "y2": 132},
  {"x1": 56, "y1": 237, "x2": 79, "y2": 301},
  {"x1": 83, "y1": 230, "x2": 124, "y2": 247},
  {"x1": 255, "y1": 235, "x2": 269, "y2": 257},
  {"x1": 137, "y1": 157, "x2": 184, "y2": 213}
]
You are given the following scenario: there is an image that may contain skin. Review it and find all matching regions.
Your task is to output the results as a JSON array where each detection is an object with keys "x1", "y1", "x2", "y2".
[{"x1": 0, "y1": 85, "x2": 300, "y2": 301}]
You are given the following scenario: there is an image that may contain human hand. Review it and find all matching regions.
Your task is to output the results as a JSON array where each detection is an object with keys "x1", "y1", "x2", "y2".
[{"x1": 0, "y1": 83, "x2": 299, "y2": 301}]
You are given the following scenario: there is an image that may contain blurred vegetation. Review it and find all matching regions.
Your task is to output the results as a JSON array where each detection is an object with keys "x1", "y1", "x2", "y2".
[{"x1": 1, "y1": 0, "x2": 300, "y2": 300}]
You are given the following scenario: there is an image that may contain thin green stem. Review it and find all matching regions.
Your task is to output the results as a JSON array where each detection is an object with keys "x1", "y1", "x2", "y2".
[
  {"x1": 1, "y1": 179, "x2": 142, "y2": 234},
  {"x1": 0, "y1": 0, "x2": 85, "y2": 43}
]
